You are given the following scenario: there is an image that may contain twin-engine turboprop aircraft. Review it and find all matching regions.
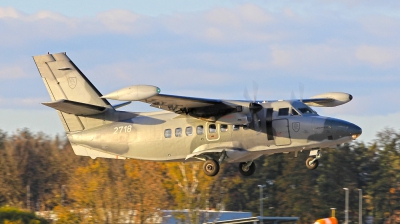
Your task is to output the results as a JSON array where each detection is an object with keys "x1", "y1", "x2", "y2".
[{"x1": 33, "y1": 52, "x2": 362, "y2": 176}]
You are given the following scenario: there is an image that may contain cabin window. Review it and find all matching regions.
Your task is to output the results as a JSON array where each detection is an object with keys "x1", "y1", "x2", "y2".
[
  {"x1": 233, "y1": 125, "x2": 240, "y2": 131},
  {"x1": 196, "y1": 125, "x2": 204, "y2": 135},
  {"x1": 186, "y1": 126, "x2": 193, "y2": 136},
  {"x1": 164, "y1": 129, "x2": 172, "y2": 138},
  {"x1": 220, "y1": 124, "x2": 228, "y2": 132},
  {"x1": 175, "y1": 128, "x2": 182, "y2": 137},
  {"x1": 209, "y1": 124, "x2": 217, "y2": 133},
  {"x1": 278, "y1": 108, "x2": 289, "y2": 116}
]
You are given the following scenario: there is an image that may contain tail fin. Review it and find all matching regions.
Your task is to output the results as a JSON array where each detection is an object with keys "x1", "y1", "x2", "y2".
[{"x1": 33, "y1": 52, "x2": 112, "y2": 133}]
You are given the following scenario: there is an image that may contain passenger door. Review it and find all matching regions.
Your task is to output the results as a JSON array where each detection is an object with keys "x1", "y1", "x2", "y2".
[{"x1": 272, "y1": 119, "x2": 291, "y2": 146}]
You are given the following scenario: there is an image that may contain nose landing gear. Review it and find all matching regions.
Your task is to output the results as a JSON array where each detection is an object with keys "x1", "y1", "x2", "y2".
[
  {"x1": 306, "y1": 149, "x2": 321, "y2": 170},
  {"x1": 239, "y1": 161, "x2": 256, "y2": 176}
]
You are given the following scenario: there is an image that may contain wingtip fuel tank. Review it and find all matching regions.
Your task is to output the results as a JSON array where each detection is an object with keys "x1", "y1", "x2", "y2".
[
  {"x1": 101, "y1": 85, "x2": 160, "y2": 101},
  {"x1": 306, "y1": 92, "x2": 353, "y2": 107}
]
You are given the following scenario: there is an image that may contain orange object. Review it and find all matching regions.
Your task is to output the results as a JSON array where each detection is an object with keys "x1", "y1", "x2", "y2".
[{"x1": 314, "y1": 217, "x2": 338, "y2": 224}]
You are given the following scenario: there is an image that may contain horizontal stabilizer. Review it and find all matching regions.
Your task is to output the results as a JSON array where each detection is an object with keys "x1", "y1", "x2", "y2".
[
  {"x1": 42, "y1": 99, "x2": 107, "y2": 116},
  {"x1": 112, "y1": 101, "x2": 131, "y2": 109}
]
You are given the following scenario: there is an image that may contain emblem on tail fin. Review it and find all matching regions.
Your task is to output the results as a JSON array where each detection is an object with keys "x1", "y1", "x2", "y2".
[{"x1": 68, "y1": 76, "x2": 77, "y2": 89}]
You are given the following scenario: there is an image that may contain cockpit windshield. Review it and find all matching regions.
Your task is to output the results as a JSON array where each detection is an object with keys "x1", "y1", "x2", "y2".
[{"x1": 291, "y1": 101, "x2": 317, "y2": 115}]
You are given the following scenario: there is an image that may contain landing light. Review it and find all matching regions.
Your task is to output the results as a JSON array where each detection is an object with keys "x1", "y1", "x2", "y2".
[{"x1": 352, "y1": 134, "x2": 361, "y2": 140}]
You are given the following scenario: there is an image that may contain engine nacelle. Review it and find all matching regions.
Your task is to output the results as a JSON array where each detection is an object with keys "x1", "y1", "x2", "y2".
[
  {"x1": 215, "y1": 100, "x2": 258, "y2": 125},
  {"x1": 101, "y1": 85, "x2": 160, "y2": 101},
  {"x1": 216, "y1": 112, "x2": 250, "y2": 125},
  {"x1": 306, "y1": 92, "x2": 353, "y2": 107}
]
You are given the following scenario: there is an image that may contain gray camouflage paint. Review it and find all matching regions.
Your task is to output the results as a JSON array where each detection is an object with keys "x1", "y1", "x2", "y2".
[{"x1": 33, "y1": 52, "x2": 362, "y2": 166}]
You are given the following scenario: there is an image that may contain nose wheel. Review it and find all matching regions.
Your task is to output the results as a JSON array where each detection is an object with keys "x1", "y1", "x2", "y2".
[
  {"x1": 203, "y1": 159, "x2": 220, "y2": 176},
  {"x1": 306, "y1": 149, "x2": 321, "y2": 170},
  {"x1": 306, "y1": 157, "x2": 319, "y2": 170},
  {"x1": 239, "y1": 161, "x2": 256, "y2": 176}
]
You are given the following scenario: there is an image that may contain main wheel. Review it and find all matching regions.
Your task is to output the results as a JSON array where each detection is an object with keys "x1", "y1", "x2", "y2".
[
  {"x1": 203, "y1": 159, "x2": 220, "y2": 176},
  {"x1": 306, "y1": 157, "x2": 319, "y2": 170},
  {"x1": 239, "y1": 162, "x2": 256, "y2": 176}
]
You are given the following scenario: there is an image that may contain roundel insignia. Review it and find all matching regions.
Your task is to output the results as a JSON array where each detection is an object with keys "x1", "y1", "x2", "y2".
[
  {"x1": 67, "y1": 76, "x2": 77, "y2": 89},
  {"x1": 292, "y1": 122, "x2": 300, "y2": 132}
]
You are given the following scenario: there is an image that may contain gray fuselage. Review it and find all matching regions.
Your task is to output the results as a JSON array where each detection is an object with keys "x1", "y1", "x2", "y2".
[{"x1": 68, "y1": 100, "x2": 361, "y2": 163}]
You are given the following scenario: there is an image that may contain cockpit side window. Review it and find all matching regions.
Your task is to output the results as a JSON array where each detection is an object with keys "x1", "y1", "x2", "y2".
[
  {"x1": 278, "y1": 108, "x2": 289, "y2": 116},
  {"x1": 291, "y1": 101, "x2": 318, "y2": 115},
  {"x1": 292, "y1": 108, "x2": 300, "y2": 116},
  {"x1": 298, "y1": 107, "x2": 315, "y2": 114}
]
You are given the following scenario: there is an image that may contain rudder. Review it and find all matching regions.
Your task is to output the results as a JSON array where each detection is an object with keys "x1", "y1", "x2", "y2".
[{"x1": 33, "y1": 52, "x2": 112, "y2": 132}]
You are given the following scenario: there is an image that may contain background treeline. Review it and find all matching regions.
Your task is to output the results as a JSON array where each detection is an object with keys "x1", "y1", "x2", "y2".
[{"x1": 0, "y1": 128, "x2": 399, "y2": 223}]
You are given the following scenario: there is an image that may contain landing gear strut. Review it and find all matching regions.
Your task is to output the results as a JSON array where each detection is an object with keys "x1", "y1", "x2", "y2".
[
  {"x1": 239, "y1": 161, "x2": 256, "y2": 176},
  {"x1": 203, "y1": 159, "x2": 219, "y2": 176},
  {"x1": 306, "y1": 149, "x2": 321, "y2": 170}
]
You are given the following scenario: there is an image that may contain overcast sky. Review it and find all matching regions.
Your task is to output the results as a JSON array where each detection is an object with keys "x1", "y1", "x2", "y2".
[{"x1": 1, "y1": 0, "x2": 400, "y2": 143}]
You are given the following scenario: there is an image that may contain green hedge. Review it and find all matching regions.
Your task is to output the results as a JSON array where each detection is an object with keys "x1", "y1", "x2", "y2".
[{"x1": 0, "y1": 207, "x2": 48, "y2": 224}]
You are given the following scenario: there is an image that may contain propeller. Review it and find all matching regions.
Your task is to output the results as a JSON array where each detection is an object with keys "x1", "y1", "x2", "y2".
[
  {"x1": 291, "y1": 82, "x2": 304, "y2": 102},
  {"x1": 299, "y1": 82, "x2": 304, "y2": 102},
  {"x1": 243, "y1": 81, "x2": 263, "y2": 132}
]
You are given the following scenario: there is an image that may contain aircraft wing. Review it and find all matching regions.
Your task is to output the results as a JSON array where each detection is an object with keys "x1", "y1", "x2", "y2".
[{"x1": 140, "y1": 94, "x2": 238, "y2": 117}]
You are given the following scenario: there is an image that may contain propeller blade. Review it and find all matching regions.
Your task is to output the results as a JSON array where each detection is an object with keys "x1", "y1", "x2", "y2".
[
  {"x1": 299, "y1": 82, "x2": 304, "y2": 102},
  {"x1": 253, "y1": 113, "x2": 261, "y2": 133},
  {"x1": 252, "y1": 81, "x2": 258, "y2": 102},
  {"x1": 243, "y1": 82, "x2": 263, "y2": 133},
  {"x1": 243, "y1": 87, "x2": 251, "y2": 101},
  {"x1": 291, "y1": 90, "x2": 296, "y2": 100}
]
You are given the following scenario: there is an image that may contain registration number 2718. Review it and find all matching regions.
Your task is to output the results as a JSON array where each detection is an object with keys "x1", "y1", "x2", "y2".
[{"x1": 113, "y1": 125, "x2": 132, "y2": 134}]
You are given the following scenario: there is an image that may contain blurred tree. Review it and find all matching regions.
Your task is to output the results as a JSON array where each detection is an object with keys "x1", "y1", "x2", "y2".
[
  {"x1": 124, "y1": 160, "x2": 167, "y2": 224},
  {"x1": 0, "y1": 127, "x2": 400, "y2": 223},
  {"x1": 367, "y1": 128, "x2": 400, "y2": 221},
  {"x1": 164, "y1": 162, "x2": 217, "y2": 223}
]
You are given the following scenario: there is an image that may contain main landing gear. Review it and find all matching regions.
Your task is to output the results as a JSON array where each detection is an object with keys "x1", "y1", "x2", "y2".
[
  {"x1": 239, "y1": 161, "x2": 256, "y2": 176},
  {"x1": 306, "y1": 149, "x2": 321, "y2": 170},
  {"x1": 202, "y1": 159, "x2": 256, "y2": 177},
  {"x1": 201, "y1": 151, "x2": 256, "y2": 177},
  {"x1": 202, "y1": 151, "x2": 227, "y2": 176},
  {"x1": 203, "y1": 159, "x2": 220, "y2": 176}
]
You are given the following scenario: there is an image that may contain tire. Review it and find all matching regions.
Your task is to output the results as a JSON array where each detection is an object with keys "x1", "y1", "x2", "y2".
[
  {"x1": 203, "y1": 159, "x2": 220, "y2": 176},
  {"x1": 306, "y1": 157, "x2": 319, "y2": 170},
  {"x1": 239, "y1": 162, "x2": 256, "y2": 176}
]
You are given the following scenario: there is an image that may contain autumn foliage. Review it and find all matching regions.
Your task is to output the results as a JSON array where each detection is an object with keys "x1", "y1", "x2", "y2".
[{"x1": 0, "y1": 128, "x2": 399, "y2": 223}]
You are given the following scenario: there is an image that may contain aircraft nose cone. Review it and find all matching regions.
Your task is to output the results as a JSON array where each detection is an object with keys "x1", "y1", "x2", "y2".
[
  {"x1": 326, "y1": 118, "x2": 362, "y2": 140},
  {"x1": 348, "y1": 123, "x2": 362, "y2": 140}
]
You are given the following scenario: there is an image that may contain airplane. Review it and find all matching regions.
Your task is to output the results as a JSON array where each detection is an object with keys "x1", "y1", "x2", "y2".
[{"x1": 33, "y1": 52, "x2": 362, "y2": 177}]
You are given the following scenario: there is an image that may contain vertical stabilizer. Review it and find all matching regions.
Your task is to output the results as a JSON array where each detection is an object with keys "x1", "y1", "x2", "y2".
[{"x1": 33, "y1": 52, "x2": 112, "y2": 132}]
